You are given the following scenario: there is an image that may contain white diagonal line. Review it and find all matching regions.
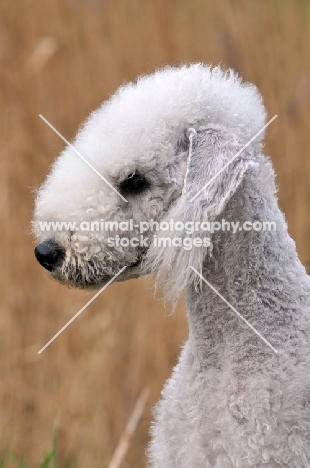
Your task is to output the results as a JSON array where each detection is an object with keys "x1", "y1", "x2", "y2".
[
  {"x1": 190, "y1": 266, "x2": 278, "y2": 354},
  {"x1": 38, "y1": 266, "x2": 127, "y2": 354},
  {"x1": 190, "y1": 115, "x2": 277, "y2": 202},
  {"x1": 39, "y1": 114, "x2": 128, "y2": 203}
]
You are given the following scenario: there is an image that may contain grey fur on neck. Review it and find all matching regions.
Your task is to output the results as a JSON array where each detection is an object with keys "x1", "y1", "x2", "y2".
[
  {"x1": 147, "y1": 128, "x2": 310, "y2": 468},
  {"x1": 187, "y1": 174, "x2": 310, "y2": 371}
]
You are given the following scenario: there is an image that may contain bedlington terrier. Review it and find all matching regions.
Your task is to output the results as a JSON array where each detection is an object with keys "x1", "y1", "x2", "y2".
[{"x1": 33, "y1": 64, "x2": 310, "y2": 467}]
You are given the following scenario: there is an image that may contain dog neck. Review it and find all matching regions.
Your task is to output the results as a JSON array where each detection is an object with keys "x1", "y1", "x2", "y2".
[{"x1": 186, "y1": 178, "x2": 310, "y2": 371}]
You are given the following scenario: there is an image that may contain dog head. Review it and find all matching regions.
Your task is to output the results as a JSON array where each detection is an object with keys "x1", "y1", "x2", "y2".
[{"x1": 33, "y1": 64, "x2": 268, "y2": 296}]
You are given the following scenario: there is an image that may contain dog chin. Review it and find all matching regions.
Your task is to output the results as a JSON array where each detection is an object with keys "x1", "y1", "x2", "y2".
[
  {"x1": 51, "y1": 262, "x2": 144, "y2": 290},
  {"x1": 117, "y1": 264, "x2": 143, "y2": 282}
]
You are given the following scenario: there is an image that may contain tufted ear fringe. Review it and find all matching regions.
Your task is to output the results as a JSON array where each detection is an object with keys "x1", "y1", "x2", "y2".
[{"x1": 144, "y1": 126, "x2": 260, "y2": 306}]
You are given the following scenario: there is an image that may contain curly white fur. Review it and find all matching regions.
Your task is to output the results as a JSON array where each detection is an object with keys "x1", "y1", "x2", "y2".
[{"x1": 33, "y1": 64, "x2": 310, "y2": 467}]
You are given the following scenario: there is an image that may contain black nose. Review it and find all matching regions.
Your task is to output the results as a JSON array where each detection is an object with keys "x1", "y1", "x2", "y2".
[{"x1": 34, "y1": 240, "x2": 65, "y2": 272}]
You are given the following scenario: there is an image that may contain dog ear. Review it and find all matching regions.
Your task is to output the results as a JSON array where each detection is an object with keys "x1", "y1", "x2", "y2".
[
  {"x1": 144, "y1": 126, "x2": 259, "y2": 306},
  {"x1": 183, "y1": 127, "x2": 259, "y2": 217}
]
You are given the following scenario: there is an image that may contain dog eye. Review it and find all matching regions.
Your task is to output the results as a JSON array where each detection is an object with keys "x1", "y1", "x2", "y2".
[{"x1": 120, "y1": 173, "x2": 149, "y2": 193}]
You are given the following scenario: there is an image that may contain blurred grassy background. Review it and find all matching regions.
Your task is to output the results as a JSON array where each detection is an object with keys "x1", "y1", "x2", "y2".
[{"x1": 1, "y1": 0, "x2": 310, "y2": 466}]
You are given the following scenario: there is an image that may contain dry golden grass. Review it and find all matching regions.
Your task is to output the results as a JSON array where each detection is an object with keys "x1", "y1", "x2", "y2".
[{"x1": 0, "y1": 0, "x2": 310, "y2": 466}]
